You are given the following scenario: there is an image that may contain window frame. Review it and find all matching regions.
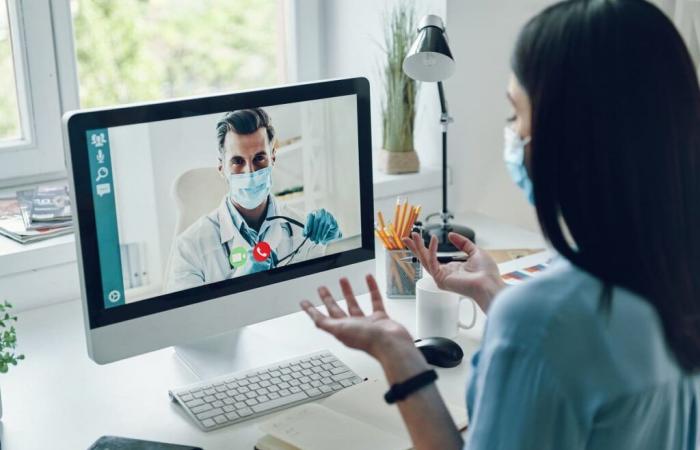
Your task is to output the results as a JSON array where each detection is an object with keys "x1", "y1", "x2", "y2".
[{"x1": 0, "y1": 0, "x2": 66, "y2": 187}]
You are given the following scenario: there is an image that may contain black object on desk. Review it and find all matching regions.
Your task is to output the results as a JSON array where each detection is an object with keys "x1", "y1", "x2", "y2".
[
  {"x1": 88, "y1": 436, "x2": 202, "y2": 450},
  {"x1": 415, "y1": 337, "x2": 464, "y2": 368}
]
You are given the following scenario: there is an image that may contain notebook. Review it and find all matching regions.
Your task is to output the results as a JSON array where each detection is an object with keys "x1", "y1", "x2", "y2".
[{"x1": 255, "y1": 378, "x2": 468, "y2": 450}]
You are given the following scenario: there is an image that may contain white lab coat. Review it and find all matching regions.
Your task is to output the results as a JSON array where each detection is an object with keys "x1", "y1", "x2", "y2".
[{"x1": 165, "y1": 195, "x2": 322, "y2": 292}]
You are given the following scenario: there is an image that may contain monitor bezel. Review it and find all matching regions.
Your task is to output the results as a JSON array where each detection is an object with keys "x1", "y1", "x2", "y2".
[{"x1": 65, "y1": 77, "x2": 374, "y2": 330}]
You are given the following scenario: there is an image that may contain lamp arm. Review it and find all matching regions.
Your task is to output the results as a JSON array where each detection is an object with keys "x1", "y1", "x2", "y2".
[{"x1": 437, "y1": 81, "x2": 448, "y2": 116}]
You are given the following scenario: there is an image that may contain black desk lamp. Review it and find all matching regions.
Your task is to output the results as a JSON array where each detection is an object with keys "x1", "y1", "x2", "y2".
[{"x1": 403, "y1": 15, "x2": 475, "y2": 251}]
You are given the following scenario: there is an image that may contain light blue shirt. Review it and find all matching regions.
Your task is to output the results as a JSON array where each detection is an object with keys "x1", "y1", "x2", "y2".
[{"x1": 465, "y1": 257, "x2": 700, "y2": 450}]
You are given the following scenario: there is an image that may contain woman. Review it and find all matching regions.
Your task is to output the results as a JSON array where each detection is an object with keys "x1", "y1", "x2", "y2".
[{"x1": 300, "y1": 0, "x2": 700, "y2": 448}]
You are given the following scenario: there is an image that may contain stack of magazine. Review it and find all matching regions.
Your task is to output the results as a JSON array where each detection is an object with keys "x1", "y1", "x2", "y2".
[{"x1": 0, "y1": 184, "x2": 73, "y2": 244}]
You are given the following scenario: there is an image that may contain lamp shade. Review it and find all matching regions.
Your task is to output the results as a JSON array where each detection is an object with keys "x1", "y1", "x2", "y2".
[{"x1": 403, "y1": 15, "x2": 455, "y2": 82}]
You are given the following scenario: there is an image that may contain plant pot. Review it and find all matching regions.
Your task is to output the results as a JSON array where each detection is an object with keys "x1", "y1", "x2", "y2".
[{"x1": 378, "y1": 148, "x2": 420, "y2": 174}]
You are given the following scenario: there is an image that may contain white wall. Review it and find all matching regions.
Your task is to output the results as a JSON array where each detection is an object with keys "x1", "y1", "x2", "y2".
[
  {"x1": 321, "y1": 0, "x2": 545, "y2": 237},
  {"x1": 442, "y1": 0, "x2": 557, "y2": 232},
  {"x1": 322, "y1": 0, "x2": 447, "y2": 170}
]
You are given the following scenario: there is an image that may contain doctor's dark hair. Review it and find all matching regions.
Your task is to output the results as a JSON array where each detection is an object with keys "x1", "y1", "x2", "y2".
[
  {"x1": 512, "y1": 0, "x2": 700, "y2": 371},
  {"x1": 216, "y1": 108, "x2": 276, "y2": 159}
]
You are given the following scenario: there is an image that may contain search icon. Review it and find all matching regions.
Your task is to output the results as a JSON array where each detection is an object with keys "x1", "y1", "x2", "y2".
[{"x1": 95, "y1": 166, "x2": 109, "y2": 182}]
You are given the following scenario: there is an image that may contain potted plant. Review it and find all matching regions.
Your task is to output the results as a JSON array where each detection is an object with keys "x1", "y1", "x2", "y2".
[
  {"x1": 379, "y1": 2, "x2": 419, "y2": 174},
  {"x1": 0, "y1": 301, "x2": 24, "y2": 418}
]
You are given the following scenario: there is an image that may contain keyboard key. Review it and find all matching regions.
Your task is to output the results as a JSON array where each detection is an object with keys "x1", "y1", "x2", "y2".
[
  {"x1": 260, "y1": 380, "x2": 271, "y2": 388},
  {"x1": 180, "y1": 393, "x2": 193, "y2": 402},
  {"x1": 204, "y1": 388, "x2": 216, "y2": 395},
  {"x1": 193, "y1": 391, "x2": 206, "y2": 399},
  {"x1": 249, "y1": 383, "x2": 261, "y2": 390},
  {"x1": 268, "y1": 385, "x2": 279, "y2": 392},
  {"x1": 331, "y1": 367, "x2": 349, "y2": 375},
  {"x1": 245, "y1": 392, "x2": 256, "y2": 399},
  {"x1": 185, "y1": 398, "x2": 204, "y2": 408},
  {"x1": 196, "y1": 407, "x2": 224, "y2": 420},
  {"x1": 225, "y1": 411, "x2": 239, "y2": 421},
  {"x1": 290, "y1": 386, "x2": 301, "y2": 393},
  {"x1": 257, "y1": 387, "x2": 269, "y2": 395},
  {"x1": 204, "y1": 395, "x2": 216, "y2": 403},
  {"x1": 319, "y1": 385, "x2": 332, "y2": 394},
  {"x1": 332, "y1": 371, "x2": 356, "y2": 382},
  {"x1": 215, "y1": 385, "x2": 227, "y2": 393},
  {"x1": 226, "y1": 390, "x2": 238, "y2": 397},
  {"x1": 340, "y1": 379, "x2": 354, "y2": 387},
  {"x1": 201, "y1": 418, "x2": 216, "y2": 428},
  {"x1": 251, "y1": 392, "x2": 308, "y2": 413},
  {"x1": 269, "y1": 392, "x2": 280, "y2": 400},
  {"x1": 214, "y1": 415, "x2": 227, "y2": 424},
  {"x1": 223, "y1": 405, "x2": 235, "y2": 413},
  {"x1": 249, "y1": 376, "x2": 261, "y2": 383},
  {"x1": 237, "y1": 407, "x2": 253, "y2": 417},
  {"x1": 258, "y1": 395, "x2": 270, "y2": 402},
  {"x1": 245, "y1": 398, "x2": 258, "y2": 406},
  {"x1": 191, "y1": 404, "x2": 213, "y2": 414},
  {"x1": 212, "y1": 400, "x2": 224, "y2": 408},
  {"x1": 234, "y1": 401, "x2": 246, "y2": 409},
  {"x1": 235, "y1": 394, "x2": 246, "y2": 401},
  {"x1": 215, "y1": 393, "x2": 227, "y2": 400},
  {"x1": 305, "y1": 388, "x2": 322, "y2": 397},
  {"x1": 321, "y1": 356, "x2": 335, "y2": 363},
  {"x1": 279, "y1": 389, "x2": 291, "y2": 396},
  {"x1": 332, "y1": 361, "x2": 345, "y2": 368}
]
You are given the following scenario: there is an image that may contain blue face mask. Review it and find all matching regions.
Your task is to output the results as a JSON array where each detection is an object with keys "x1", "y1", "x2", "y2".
[
  {"x1": 503, "y1": 126, "x2": 534, "y2": 205},
  {"x1": 227, "y1": 166, "x2": 272, "y2": 209}
]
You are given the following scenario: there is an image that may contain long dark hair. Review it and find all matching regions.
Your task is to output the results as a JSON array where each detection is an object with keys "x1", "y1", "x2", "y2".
[{"x1": 512, "y1": 0, "x2": 700, "y2": 371}]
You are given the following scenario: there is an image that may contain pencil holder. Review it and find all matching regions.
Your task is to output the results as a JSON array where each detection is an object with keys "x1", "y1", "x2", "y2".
[{"x1": 385, "y1": 249, "x2": 422, "y2": 299}]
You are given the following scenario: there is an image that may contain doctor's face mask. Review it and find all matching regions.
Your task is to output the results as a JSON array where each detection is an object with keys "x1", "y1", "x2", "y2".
[{"x1": 220, "y1": 127, "x2": 275, "y2": 210}]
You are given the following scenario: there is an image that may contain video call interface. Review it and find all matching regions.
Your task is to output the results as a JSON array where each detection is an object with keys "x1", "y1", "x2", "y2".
[{"x1": 85, "y1": 95, "x2": 362, "y2": 308}]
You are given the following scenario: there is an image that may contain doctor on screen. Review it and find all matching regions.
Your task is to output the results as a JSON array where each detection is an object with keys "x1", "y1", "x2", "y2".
[{"x1": 165, "y1": 108, "x2": 342, "y2": 292}]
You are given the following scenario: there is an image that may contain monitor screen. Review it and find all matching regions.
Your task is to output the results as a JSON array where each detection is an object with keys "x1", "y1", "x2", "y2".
[{"x1": 82, "y1": 94, "x2": 363, "y2": 309}]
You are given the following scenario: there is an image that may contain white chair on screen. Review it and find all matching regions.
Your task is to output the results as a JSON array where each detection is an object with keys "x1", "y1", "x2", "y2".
[{"x1": 163, "y1": 167, "x2": 227, "y2": 290}]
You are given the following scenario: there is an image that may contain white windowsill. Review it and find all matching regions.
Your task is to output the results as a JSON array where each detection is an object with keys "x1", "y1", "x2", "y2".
[{"x1": 0, "y1": 167, "x2": 443, "y2": 276}]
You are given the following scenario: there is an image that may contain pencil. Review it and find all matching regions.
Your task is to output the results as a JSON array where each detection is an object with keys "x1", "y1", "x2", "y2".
[
  {"x1": 379, "y1": 227, "x2": 394, "y2": 250},
  {"x1": 374, "y1": 229, "x2": 391, "y2": 249},
  {"x1": 392, "y1": 198, "x2": 401, "y2": 231},
  {"x1": 388, "y1": 224, "x2": 403, "y2": 249},
  {"x1": 397, "y1": 199, "x2": 408, "y2": 239},
  {"x1": 401, "y1": 206, "x2": 416, "y2": 238},
  {"x1": 377, "y1": 211, "x2": 386, "y2": 230}
]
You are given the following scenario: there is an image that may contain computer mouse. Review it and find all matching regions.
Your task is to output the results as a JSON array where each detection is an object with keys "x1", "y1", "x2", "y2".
[{"x1": 414, "y1": 337, "x2": 464, "y2": 368}]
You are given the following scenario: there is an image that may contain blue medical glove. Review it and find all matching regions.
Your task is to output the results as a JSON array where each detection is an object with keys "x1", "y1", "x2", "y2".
[{"x1": 303, "y1": 209, "x2": 342, "y2": 244}]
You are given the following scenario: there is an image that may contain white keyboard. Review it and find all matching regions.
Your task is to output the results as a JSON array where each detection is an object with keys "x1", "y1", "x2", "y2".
[{"x1": 169, "y1": 350, "x2": 364, "y2": 431}]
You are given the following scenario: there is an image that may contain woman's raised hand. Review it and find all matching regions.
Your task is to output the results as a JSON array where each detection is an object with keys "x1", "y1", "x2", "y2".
[{"x1": 403, "y1": 232, "x2": 505, "y2": 312}]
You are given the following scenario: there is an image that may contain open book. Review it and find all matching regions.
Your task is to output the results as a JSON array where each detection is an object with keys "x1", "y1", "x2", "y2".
[{"x1": 255, "y1": 378, "x2": 468, "y2": 450}]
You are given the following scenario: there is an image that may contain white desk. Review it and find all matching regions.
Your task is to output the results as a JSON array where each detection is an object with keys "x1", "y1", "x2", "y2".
[{"x1": 2, "y1": 213, "x2": 545, "y2": 450}]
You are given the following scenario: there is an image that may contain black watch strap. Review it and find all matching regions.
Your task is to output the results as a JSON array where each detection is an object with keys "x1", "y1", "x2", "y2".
[{"x1": 384, "y1": 369, "x2": 438, "y2": 404}]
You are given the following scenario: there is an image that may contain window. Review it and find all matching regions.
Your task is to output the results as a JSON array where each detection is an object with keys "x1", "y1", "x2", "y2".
[
  {"x1": 0, "y1": 0, "x2": 319, "y2": 186},
  {"x1": 70, "y1": 0, "x2": 288, "y2": 108},
  {"x1": 0, "y1": 1, "x2": 22, "y2": 142}
]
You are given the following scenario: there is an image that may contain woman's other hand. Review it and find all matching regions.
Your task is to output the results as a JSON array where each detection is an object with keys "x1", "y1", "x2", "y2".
[
  {"x1": 403, "y1": 232, "x2": 505, "y2": 312},
  {"x1": 300, "y1": 275, "x2": 414, "y2": 363}
]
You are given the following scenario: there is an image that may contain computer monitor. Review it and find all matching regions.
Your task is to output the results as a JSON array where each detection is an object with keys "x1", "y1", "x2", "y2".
[{"x1": 64, "y1": 78, "x2": 375, "y2": 372}]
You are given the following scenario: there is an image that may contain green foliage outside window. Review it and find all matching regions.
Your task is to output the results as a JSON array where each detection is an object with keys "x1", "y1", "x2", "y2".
[{"x1": 72, "y1": 0, "x2": 282, "y2": 108}]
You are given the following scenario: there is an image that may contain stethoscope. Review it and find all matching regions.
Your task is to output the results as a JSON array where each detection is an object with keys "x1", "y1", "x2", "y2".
[{"x1": 224, "y1": 215, "x2": 310, "y2": 269}]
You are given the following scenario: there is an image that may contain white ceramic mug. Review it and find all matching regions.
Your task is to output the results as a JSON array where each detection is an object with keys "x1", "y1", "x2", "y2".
[{"x1": 415, "y1": 276, "x2": 477, "y2": 339}]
